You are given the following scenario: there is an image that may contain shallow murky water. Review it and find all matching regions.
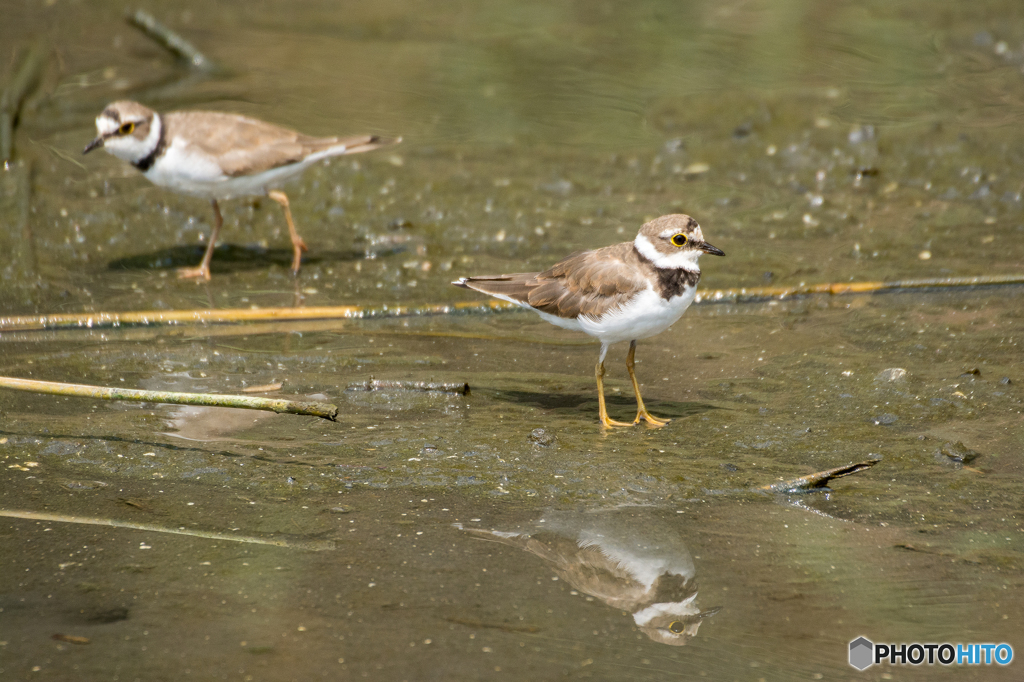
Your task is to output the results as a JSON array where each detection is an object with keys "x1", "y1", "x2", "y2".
[{"x1": 2, "y1": 1, "x2": 1023, "y2": 679}]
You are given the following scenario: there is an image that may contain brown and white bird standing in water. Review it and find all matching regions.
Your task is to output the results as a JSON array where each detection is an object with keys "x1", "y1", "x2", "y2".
[
  {"x1": 83, "y1": 100, "x2": 393, "y2": 280},
  {"x1": 453, "y1": 214, "x2": 724, "y2": 428}
]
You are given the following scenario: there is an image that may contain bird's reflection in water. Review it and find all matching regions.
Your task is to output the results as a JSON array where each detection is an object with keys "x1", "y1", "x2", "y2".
[{"x1": 457, "y1": 507, "x2": 720, "y2": 646}]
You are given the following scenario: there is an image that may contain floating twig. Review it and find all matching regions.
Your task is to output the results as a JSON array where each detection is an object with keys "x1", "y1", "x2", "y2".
[
  {"x1": 0, "y1": 375, "x2": 338, "y2": 421},
  {"x1": 2, "y1": 274, "x2": 1023, "y2": 335},
  {"x1": 757, "y1": 457, "x2": 881, "y2": 494},
  {"x1": 0, "y1": 509, "x2": 335, "y2": 551},
  {"x1": 347, "y1": 379, "x2": 471, "y2": 395},
  {"x1": 1, "y1": 41, "x2": 47, "y2": 163},
  {"x1": 126, "y1": 9, "x2": 216, "y2": 72}
]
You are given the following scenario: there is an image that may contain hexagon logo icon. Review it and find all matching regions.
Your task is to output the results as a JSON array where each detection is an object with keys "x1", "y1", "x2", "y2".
[{"x1": 849, "y1": 637, "x2": 874, "y2": 670}]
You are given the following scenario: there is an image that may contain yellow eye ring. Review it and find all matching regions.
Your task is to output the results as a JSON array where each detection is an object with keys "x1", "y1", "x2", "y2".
[
  {"x1": 670, "y1": 233, "x2": 687, "y2": 247},
  {"x1": 119, "y1": 122, "x2": 135, "y2": 135},
  {"x1": 668, "y1": 621, "x2": 686, "y2": 634}
]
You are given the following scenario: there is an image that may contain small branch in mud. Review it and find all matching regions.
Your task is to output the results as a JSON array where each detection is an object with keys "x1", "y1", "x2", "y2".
[
  {"x1": 52, "y1": 634, "x2": 90, "y2": 645},
  {"x1": 125, "y1": 9, "x2": 216, "y2": 72},
  {"x1": 758, "y1": 457, "x2": 881, "y2": 494},
  {"x1": 347, "y1": 379, "x2": 471, "y2": 395},
  {"x1": 0, "y1": 509, "x2": 336, "y2": 551},
  {"x1": 0, "y1": 375, "x2": 338, "y2": 421},
  {"x1": 894, "y1": 544, "x2": 982, "y2": 565},
  {"x1": 894, "y1": 543, "x2": 945, "y2": 556}
]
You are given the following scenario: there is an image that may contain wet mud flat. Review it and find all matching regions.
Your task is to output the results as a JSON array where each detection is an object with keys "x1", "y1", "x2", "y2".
[{"x1": 2, "y1": 287, "x2": 1023, "y2": 679}]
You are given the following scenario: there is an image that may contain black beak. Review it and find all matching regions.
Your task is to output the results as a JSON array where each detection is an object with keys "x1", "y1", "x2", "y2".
[
  {"x1": 699, "y1": 241, "x2": 725, "y2": 257},
  {"x1": 82, "y1": 135, "x2": 105, "y2": 155}
]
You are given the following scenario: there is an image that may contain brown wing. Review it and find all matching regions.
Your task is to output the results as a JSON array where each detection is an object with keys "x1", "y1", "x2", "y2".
[
  {"x1": 456, "y1": 241, "x2": 650, "y2": 320},
  {"x1": 164, "y1": 111, "x2": 386, "y2": 176}
]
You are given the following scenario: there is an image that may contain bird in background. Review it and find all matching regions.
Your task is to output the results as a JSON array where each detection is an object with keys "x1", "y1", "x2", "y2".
[{"x1": 84, "y1": 100, "x2": 394, "y2": 280}]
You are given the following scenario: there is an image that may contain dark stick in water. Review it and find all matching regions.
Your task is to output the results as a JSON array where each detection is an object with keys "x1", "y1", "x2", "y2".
[
  {"x1": 757, "y1": 458, "x2": 882, "y2": 494},
  {"x1": 0, "y1": 41, "x2": 46, "y2": 163},
  {"x1": 125, "y1": 9, "x2": 216, "y2": 72}
]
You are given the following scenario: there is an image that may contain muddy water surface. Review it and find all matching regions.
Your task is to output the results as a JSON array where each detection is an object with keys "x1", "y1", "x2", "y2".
[{"x1": 2, "y1": 1, "x2": 1023, "y2": 680}]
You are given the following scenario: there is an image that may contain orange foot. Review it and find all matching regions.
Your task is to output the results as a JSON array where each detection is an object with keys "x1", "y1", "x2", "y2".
[
  {"x1": 599, "y1": 414, "x2": 635, "y2": 429},
  {"x1": 634, "y1": 410, "x2": 670, "y2": 427}
]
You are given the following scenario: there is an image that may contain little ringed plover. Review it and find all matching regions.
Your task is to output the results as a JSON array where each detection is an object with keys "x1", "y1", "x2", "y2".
[
  {"x1": 84, "y1": 100, "x2": 393, "y2": 280},
  {"x1": 453, "y1": 214, "x2": 724, "y2": 428}
]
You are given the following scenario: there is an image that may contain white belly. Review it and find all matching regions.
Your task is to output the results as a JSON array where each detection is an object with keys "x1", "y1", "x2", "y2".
[
  {"x1": 143, "y1": 141, "x2": 313, "y2": 200},
  {"x1": 497, "y1": 285, "x2": 695, "y2": 345},
  {"x1": 578, "y1": 286, "x2": 696, "y2": 345}
]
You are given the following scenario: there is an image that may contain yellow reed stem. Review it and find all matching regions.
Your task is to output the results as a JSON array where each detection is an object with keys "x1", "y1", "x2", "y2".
[{"x1": 0, "y1": 274, "x2": 1021, "y2": 334}]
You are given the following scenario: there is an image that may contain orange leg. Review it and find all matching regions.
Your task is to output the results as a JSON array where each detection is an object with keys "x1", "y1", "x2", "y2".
[
  {"x1": 595, "y1": 345, "x2": 632, "y2": 428},
  {"x1": 177, "y1": 199, "x2": 221, "y2": 281},
  {"x1": 625, "y1": 340, "x2": 669, "y2": 426},
  {"x1": 268, "y1": 190, "x2": 307, "y2": 275}
]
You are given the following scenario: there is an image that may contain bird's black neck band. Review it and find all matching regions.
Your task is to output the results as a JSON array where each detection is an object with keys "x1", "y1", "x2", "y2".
[{"x1": 132, "y1": 116, "x2": 166, "y2": 172}]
